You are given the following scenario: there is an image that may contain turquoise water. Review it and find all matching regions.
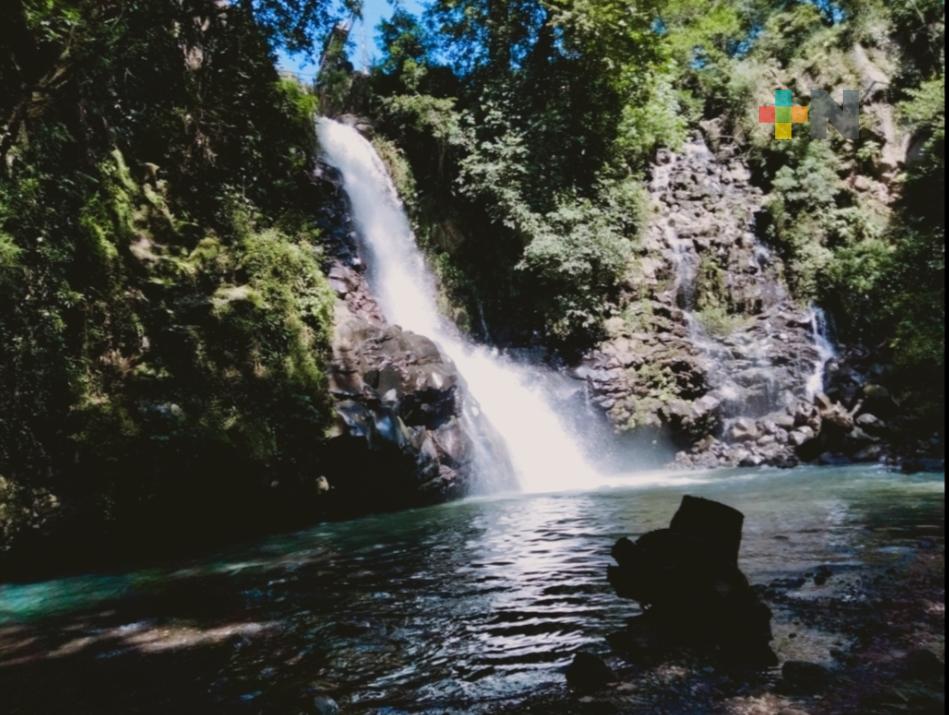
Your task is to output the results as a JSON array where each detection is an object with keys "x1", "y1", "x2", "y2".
[{"x1": 0, "y1": 465, "x2": 943, "y2": 712}]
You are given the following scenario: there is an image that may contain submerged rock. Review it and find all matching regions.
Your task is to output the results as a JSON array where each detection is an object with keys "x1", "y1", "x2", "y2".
[
  {"x1": 901, "y1": 649, "x2": 944, "y2": 680},
  {"x1": 812, "y1": 564, "x2": 833, "y2": 586},
  {"x1": 607, "y1": 495, "x2": 776, "y2": 667},
  {"x1": 779, "y1": 660, "x2": 832, "y2": 694},
  {"x1": 311, "y1": 695, "x2": 341, "y2": 715}
]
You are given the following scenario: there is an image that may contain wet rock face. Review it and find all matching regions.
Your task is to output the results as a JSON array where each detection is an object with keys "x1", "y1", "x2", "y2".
[
  {"x1": 325, "y1": 307, "x2": 482, "y2": 506},
  {"x1": 607, "y1": 495, "x2": 777, "y2": 668},
  {"x1": 583, "y1": 132, "x2": 835, "y2": 467},
  {"x1": 314, "y1": 162, "x2": 512, "y2": 510},
  {"x1": 313, "y1": 162, "x2": 385, "y2": 324}
]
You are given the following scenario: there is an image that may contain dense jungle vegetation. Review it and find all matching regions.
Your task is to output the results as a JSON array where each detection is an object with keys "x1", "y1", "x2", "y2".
[
  {"x1": 0, "y1": 0, "x2": 349, "y2": 560},
  {"x1": 349, "y1": 0, "x2": 944, "y2": 362},
  {"x1": 0, "y1": 0, "x2": 944, "y2": 562}
]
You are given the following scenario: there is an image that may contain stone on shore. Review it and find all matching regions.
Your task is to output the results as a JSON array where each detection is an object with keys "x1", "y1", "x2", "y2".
[{"x1": 565, "y1": 652, "x2": 616, "y2": 692}]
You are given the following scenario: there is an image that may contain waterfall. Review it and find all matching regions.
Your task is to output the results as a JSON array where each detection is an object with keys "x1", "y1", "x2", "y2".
[
  {"x1": 317, "y1": 118, "x2": 599, "y2": 493},
  {"x1": 806, "y1": 306, "x2": 836, "y2": 398}
]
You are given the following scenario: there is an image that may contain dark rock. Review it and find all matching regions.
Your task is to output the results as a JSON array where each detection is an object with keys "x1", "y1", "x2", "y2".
[
  {"x1": 855, "y1": 412, "x2": 886, "y2": 434},
  {"x1": 771, "y1": 411, "x2": 796, "y2": 430},
  {"x1": 813, "y1": 565, "x2": 833, "y2": 586},
  {"x1": 770, "y1": 576, "x2": 806, "y2": 590},
  {"x1": 689, "y1": 394, "x2": 723, "y2": 434},
  {"x1": 565, "y1": 652, "x2": 616, "y2": 692},
  {"x1": 670, "y1": 495, "x2": 744, "y2": 564},
  {"x1": 852, "y1": 444, "x2": 884, "y2": 462},
  {"x1": 814, "y1": 392, "x2": 835, "y2": 412},
  {"x1": 901, "y1": 456, "x2": 945, "y2": 474},
  {"x1": 311, "y1": 695, "x2": 341, "y2": 715},
  {"x1": 789, "y1": 426, "x2": 816, "y2": 447},
  {"x1": 729, "y1": 417, "x2": 759, "y2": 443},
  {"x1": 818, "y1": 452, "x2": 851, "y2": 465},
  {"x1": 607, "y1": 495, "x2": 776, "y2": 667},
  {"x1": 902, "y1": 649, "x2": 944, "y2": 680},
  {"x1": 820, "y1": 403, "x2": 854, "y2": 434},
  {"x1": 324, "y1": 307, "x2": 516, "y2": 509},
  {"x1": 825, "y1": 361, "x2": 865, "y2": 408},
  {"x1": 583, "y1": 133, "x2": 839, "y2": 464},
  {"x1": 779, "y1": 660, "x2": 832, "y2": 693},
  {"x1": 845, "y1": 426, "x2": 878, "y2": 449},
  {"x1": 861, "y1": 383, "x2": 897, "y2": 419}
]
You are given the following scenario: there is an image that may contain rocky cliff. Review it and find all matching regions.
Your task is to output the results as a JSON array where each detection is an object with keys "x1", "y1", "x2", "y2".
[{"x1": 582, "y1": 130, "x2": 917, "y2": 469}]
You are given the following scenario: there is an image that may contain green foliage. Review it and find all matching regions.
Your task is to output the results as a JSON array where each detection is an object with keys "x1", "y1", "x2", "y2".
[
  {"x1": 624, "y1": 362, "x2": 677, "y2": 431},
  {"x1": 0, "y1": 232, "x2": 21, "y2": 279},
  {"x1": 691, "y1": 258, "x2": 750, "y2": 336},
  {"x1": 369, "y1": 0, "x2": 675, "y2": 347},
  {"x1": 235, "y1": 228, "x2": 335, "y2": 393},
  {"x1": 899, "y1": 76, "x2": 945, "y2": 223},
  {"x1": 614, "y1": 75, "x2": 689, "y2": 162},
  {"x1": 378, "y1": 8, "x2": 428, "y2": 77},
  {"x1": 694, "y1": 304, "x2": 747, "y2": 337},
  {"x1": 764, "y1": 140, "x2": 863, "y2": 298},
  {"x1": 239, "y1": 0, "x2": 361, "y2": 52},
  {"x1": 824, "y1": 71, "x2": 946, "y2": 380},
  {"x1": 518, "y1": 185, "x2": 638, "y2": 342},
  {"x1": 381, "y1": 93, "x2": 470, "y2": 150},
  {"x1": 0, "y1": 1, "x2": 339, "y2": 549},
  {"x1": 887, "y1": 0, "x2": 945, "y2": 85}
]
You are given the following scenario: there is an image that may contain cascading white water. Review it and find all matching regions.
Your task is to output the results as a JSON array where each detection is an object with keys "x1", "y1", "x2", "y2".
[
  {"x1": 317, "y1": 117, "x2": 598, "y2": 493},
  {"x1": 806, "y1": 306, "x2": 836, "y2": 398}
]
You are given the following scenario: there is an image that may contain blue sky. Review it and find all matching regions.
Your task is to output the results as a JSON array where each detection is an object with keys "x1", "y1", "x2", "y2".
[{"x1": 276, "y1": 0, "x2": 424, "y2": 80}]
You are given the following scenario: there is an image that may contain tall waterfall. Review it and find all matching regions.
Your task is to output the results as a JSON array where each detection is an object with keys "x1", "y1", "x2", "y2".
[{"x1": 317, "y1": 118, "x2": 598, "y2": 493}]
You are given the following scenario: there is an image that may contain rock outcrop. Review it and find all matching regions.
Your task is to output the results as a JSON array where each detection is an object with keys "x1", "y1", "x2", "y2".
[
  {"x1": 607, "y1": 495, "x2": 777, "y2": 667},
  {"x1": 313, "y1": 162, "x2": 513, "y2": 509},
  {"x1": 582, "y1": 132, "x2": 856, "y2": 468},
  {"x1": 322, "y1": 306, "x2": 485, "y2": 507}
]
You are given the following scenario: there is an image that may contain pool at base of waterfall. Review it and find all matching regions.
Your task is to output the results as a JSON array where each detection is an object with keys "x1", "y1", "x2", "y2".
[{"x1": 0, "y1": 465, "x2": 944, "y2": 713}]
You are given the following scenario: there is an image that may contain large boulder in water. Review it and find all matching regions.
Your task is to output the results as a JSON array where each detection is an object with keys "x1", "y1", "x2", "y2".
[
  {"x1": 323, "y1": 306, "x2": 514, "y2": 512},
  {"x1": 607, "y1": 495, "x2": 776, "y2": 667}
]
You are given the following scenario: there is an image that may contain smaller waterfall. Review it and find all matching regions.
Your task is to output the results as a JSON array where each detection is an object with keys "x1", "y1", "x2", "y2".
[
  {"x1": 649, "y1": 134, "x2": 818, "y2": 419},
  {"x1": 806, "y1": 306, "x2": 836, "y2": 398}
]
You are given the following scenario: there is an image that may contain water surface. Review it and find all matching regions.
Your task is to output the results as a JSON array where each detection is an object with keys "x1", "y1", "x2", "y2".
[{"x1": 0, "y1": 465, "x2": 943, "y2": 712}]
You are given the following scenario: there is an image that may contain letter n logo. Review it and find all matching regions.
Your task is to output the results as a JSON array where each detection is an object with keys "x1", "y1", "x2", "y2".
[{"x1": 808, "y1": 89, "x2": 859, "y2": 140}]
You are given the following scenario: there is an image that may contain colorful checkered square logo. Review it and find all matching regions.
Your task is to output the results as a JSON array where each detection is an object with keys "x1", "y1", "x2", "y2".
[{"x1": 758, "y1": 89, "x2": 808, "y2": 140}]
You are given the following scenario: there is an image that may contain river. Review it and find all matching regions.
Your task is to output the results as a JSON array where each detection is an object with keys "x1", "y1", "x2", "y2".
[{"x1": 0, "y1": 465, "x2": 943, "y2": 712}]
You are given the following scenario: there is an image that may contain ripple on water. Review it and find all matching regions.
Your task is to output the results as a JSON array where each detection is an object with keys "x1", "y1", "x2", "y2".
[{"x1": 0, "y1": 465, "x2": 943, "y2": 712}]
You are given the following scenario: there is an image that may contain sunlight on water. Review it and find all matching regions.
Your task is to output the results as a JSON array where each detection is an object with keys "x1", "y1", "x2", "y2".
[
  {"x1": 316, "y1": 117, "x2": 599, "y2": 493},
  {"x1": 0, "y1": 466, "x2": 942, "y2": 712}
]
